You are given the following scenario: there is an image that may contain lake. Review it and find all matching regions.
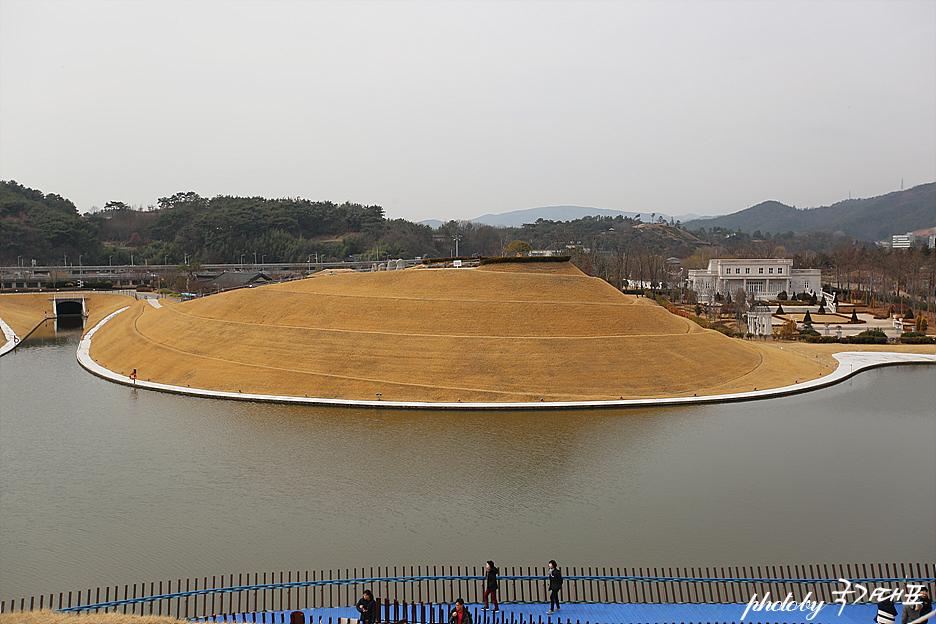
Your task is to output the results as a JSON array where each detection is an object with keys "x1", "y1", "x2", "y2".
[{"x1": 1, "y1": 325, "x2": 933, "y2": 601}]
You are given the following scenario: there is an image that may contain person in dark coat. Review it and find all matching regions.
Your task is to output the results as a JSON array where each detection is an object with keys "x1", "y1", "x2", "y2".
[
  {"x1": 877, "y1": 596, "x2": 898, "y2": 624},
  {"x1": 483, "y1": 560, "x2": 500, "y2": 611},
  {"x1": 902, "y1": 586, "x2": 932, "y2": 624},
  {"x1": 449, "y1": 598, "x2": 473, "y2": 624},
  {"x1": 356, "y1": 589, "x2": 376, "y2": 624},
  {"x1": 547, "y1": 560, "x2": 562, "y2": 614}
]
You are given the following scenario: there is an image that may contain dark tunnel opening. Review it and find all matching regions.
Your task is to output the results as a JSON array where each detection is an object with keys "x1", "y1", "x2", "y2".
[{"x1": 55, "y1": 300, "x2": 84, "y2": 316}]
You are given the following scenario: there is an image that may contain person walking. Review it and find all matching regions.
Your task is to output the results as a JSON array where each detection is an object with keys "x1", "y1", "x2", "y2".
[
  {"x1": 547, "y1": 560, "x2": 562, "y2": 614},
  {"x1": 483, "y1": 560, "x2": 500, "y2": 611},
  {"x1": 356, "y1": 589, "x2": 376, "y2": 624},
  {"x1": 449, "y1": 598, "x2": 473, "y2": 624}
]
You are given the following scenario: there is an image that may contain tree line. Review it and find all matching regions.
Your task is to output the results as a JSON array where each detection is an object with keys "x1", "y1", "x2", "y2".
[{"x1": 2, "y1": 180, "x2": 933, "y2": 318}]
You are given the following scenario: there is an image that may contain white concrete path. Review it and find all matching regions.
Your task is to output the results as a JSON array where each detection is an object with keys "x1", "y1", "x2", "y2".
[
  {"x1": 0, "y1": 316, "x2": 18, "y2": 357},
  {"x1": 71, "y1": 306, "x2": 936, "y2": 410}
]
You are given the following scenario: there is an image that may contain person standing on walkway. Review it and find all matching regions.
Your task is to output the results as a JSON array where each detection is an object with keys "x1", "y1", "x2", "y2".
[
  {"x1": 483, "y1": 560, "x2": 500, "y2": 611},
  {"x1": 356, "y1": 589, "x2": 376, "y2": 624},
  {"x1": 547, "y1": 560, "x2": 562, "y2": 614},
  {"x1": 449, "y1": 598, "x2": 473, "y2": 624},
  {"x1": 876, "y1": 594, "x2": 898, "y2": 624},
  {"x1": 902, "y1": 586, "x2": 932, "y2": 624}
]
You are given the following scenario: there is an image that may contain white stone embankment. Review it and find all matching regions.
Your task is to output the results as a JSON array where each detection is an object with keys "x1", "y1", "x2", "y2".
[
  {"x1": 0, "y1": 315, "x2": 19, "y2": 357},
  {"x1": 73, "y1": 307, "x2": 936, "y2": 410}
]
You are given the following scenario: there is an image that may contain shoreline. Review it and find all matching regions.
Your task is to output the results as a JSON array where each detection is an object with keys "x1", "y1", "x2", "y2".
[{"x1": 74, "y1": 306, "x2": 935, "y2": 410}]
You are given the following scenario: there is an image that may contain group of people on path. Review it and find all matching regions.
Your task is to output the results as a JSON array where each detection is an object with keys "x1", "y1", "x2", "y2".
[
  {"x1": 875, "y1": 585, "x2": 932, "y2": 624},
  {"x1": 356, "y1": 570, "x2": 930, "y2": 624},
  {"x1": 481, "y1": 560, "x2": 563, "y2": 617},
  {"x1": 354, "y1": 560, "x2": 565, "y2": 624}
]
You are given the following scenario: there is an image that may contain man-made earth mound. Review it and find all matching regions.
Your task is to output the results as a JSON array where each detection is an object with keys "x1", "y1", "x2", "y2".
[{"x1": 82, "y1": 262, "x2": 833, "y2": 403}]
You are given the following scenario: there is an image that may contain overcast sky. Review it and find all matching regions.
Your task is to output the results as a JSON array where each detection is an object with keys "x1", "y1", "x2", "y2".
[{"x1": 1, "y1": 0, "x2": 934, "y2": 223}]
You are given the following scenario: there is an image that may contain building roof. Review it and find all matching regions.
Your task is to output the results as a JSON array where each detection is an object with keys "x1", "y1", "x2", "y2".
[{"x1": 210, "y1": 271, "x2": 271, "y2": 289}]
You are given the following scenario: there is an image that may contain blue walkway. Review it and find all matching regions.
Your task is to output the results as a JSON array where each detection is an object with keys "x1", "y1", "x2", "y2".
[{"x1": 201, "y1": 601, "x2": 879, "y2": 624}]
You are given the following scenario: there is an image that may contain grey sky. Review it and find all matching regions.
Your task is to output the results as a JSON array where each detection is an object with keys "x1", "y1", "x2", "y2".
[{"x1": 1, "y1": 0, "x2": 934, "y2": 223}]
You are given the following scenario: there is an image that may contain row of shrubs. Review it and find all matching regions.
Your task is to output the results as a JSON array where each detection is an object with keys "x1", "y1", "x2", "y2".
[
  {"x1": 775, "y1": 291, "x2": 817, "y2": 303},
  {"x1": 421, "y1": 255, "x2": 572, "y2": 265},
  {"x1": 43, "y1": 280, "x2": 115, "y2": 289},
  {"x1": 800, "y1": 328, "x2": 934, "y2": 345},
  {"x1": 479, "y1": 255, "x2": 571, "y2": 265}
]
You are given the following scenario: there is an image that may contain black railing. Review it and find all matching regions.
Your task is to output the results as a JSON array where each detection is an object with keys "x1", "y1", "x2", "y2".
[{"x1": 2, "y1": 563, "x2": 933, "y2": 620}]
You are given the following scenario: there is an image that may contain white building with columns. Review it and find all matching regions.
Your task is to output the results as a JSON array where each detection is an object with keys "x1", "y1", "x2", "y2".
[{"x1": 688, "y1": 258, "x2": 821, "y2": 303}]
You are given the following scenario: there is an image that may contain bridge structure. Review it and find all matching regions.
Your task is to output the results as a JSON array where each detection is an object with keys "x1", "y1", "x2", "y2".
[
  {"x1": 0, "y1": 260, "x2": 425, "y2": 292},
  {"x1": 2, "y1": 563, "x2": 932, "y2": 623},
  {"x1": 52, "y1": 292, "x2": 88, "y2": 317}
]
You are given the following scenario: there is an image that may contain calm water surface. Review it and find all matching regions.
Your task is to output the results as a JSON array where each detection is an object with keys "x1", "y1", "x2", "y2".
[{"x1": 1, "y1": 327, "x2": 934, "y2": 600}]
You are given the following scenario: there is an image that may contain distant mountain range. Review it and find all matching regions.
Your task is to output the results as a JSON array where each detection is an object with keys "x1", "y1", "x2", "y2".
[
  {"x1": 419, "y1": 183, "x2": 934, "y2": 242},
  {"x1": 419, "y1": 206, "x2": 704, "y2": 229},
  {"x1": 680, "y1": 183, "x2": 934, "y2": 242}
]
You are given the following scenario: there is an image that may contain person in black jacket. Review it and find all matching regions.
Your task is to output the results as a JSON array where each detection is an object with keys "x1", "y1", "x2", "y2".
[
  {"x1": 547, "y1": 560, "x2": 562, "y2": 614},
  {"x1": 483, "y1": 560, "x2": 500, "y2": 611},
  {"x1": 902, "y1": 586, "x2": 932, "y2": 624},
  {"x1": 356, "y1": 589, "x2": 376, "y2": 624},
  {"x1": 876, "y1": 596, "x2": 898, "y2": 624}
]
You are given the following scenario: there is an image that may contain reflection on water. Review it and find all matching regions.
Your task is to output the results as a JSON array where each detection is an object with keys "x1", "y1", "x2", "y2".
[
  {"x1": 54, "y1": 316, "x2": 86, "y2": 331},
  {"x1": 0, "y1": 332, "x2": 933, "y2": 601},
  {"x1": 10, "y1": 316, "x2": 86, "y2": 349}
]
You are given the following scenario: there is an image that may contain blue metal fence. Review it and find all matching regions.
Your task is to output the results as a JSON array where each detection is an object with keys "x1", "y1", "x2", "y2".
[{"x1": 2, "y1": 563, "x2": 932, "y2": 620}]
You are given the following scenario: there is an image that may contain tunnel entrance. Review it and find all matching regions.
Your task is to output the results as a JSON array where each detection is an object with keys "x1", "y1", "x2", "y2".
[
  {"x1": 52, "y1": 295, "x2": 88, "y2": 318},
  {"x1": 55, "y1": 300, "x2": 84, "y2": 316}
]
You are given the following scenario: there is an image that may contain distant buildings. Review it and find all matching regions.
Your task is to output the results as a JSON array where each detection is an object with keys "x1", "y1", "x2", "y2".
[
  {"x1": 688, "y1": 258, "x2": 821, "y2": 303},
  {"x1": 890, "y1": 234, "x2": 912, "y2": 249},
  {"x1": 890, "y1": 227, "x2": 935, "y2": 249}
]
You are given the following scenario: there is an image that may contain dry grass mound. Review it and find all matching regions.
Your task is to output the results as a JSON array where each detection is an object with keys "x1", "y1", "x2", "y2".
[{"x1": 82, "y1": 262, "x2": 839, "y2": 402}]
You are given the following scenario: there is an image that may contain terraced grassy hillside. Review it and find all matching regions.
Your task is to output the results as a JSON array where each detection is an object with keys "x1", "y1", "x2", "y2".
[{"x1": 80, "y1": 262, "x2": 834, "y2": 402}]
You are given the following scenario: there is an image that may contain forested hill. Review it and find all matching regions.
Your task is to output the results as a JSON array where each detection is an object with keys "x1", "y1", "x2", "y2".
[
  {"x1": 0, "y1": 182, "x2": 434, "y2": 265},
  {"x1": 1, "y1": 182, "x2": 708, "y2": 266},
  {"x1": 0, "y1": 180, "x2": 101, "y2": 264},
  {"x1": 682, "y1": 182, "x2": 934, "y2": 241},
  {"x1": 141, "y1": 191, "x2": 388, "y2": 262}
]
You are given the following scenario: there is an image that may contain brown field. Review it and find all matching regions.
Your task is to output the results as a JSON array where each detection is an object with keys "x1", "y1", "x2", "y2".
[{"x1": 2, "y1": 265, "x2": 931, "y2": 402}]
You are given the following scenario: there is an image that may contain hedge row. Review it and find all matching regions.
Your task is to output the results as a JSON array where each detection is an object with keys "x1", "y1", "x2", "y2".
[
  {"x1": 422, "y1": 256, "x2": 473, "y2": 264},
  {"x1": 479, "y1": 255, "x2": 571, "y2": 265},
  {"x1": 802, "y1": 333, "x2": 933, "y2": 345},
  {"x1": 41, "y1": 280, "x2": 115, "y2": 289},
  {"x1": 421, "y1": 255, "x2": 571, "y2": 266},
  {"x1": 804, "y1": 335, "x2": 888, "y2": 344}
]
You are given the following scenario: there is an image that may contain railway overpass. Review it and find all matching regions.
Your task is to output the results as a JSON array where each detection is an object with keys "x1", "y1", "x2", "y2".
[{"x1": 0, "y1": 260, "x2": 423, "y2": 291}]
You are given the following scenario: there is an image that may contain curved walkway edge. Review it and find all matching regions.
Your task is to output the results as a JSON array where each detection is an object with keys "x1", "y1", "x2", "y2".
[
  {"x1": 0, "y1": 315, "x2": 18, "y2": 357},
  {"x1": 75, "y1": 307, "x2": 936, "y2": 410}
]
